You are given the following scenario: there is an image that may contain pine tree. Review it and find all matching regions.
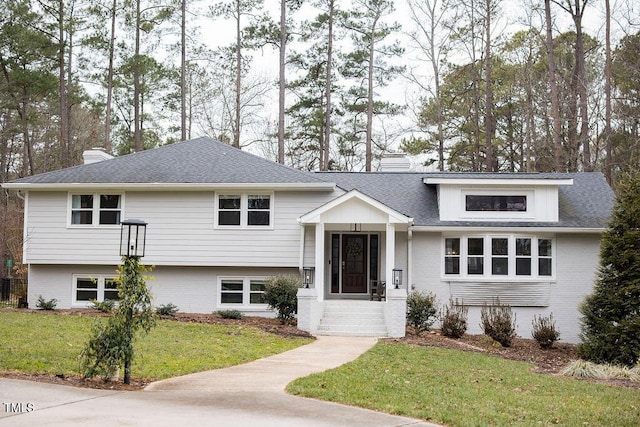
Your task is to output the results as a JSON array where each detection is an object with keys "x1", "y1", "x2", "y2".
[{"x1": 578, "y1": 173, "x2": 640, "y2": 367}]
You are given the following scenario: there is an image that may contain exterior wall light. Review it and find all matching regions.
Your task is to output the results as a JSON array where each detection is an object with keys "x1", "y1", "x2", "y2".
[
  {"x1": 303, "y1": 267, "x2": 315, "y2": 288},
  {"x1": 392, "y1": 268, "x2": 403, "y2": 289}
]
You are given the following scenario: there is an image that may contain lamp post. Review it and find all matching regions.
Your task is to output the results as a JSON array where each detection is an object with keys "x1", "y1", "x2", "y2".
[
  {"x1": 118, "y1": 219, "x2": 147, "y2": 385},
  {"x1": 392, "y1": 268, "x2": 403, "y2": 289},
  {"x1": 303, "y1": 267, "x2": 315, "y2": 289}
]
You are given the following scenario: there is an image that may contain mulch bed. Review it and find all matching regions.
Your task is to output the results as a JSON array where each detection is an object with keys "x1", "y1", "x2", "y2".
[{"x1": 2, "y1": 309, "x2": 638, "y2": 390}]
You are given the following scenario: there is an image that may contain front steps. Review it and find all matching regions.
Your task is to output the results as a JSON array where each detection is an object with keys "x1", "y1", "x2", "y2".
[{"x1": 315, "y1": 300, "x2": 389, "y2": 337}]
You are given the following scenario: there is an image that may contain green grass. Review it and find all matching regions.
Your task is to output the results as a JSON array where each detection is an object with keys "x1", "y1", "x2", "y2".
[
  {"x1": 287, "y1": 342, "x2": 640, "y2": 426},
  {"x1": 0, "y1": 311, "x2": 311, "y2": 380}
]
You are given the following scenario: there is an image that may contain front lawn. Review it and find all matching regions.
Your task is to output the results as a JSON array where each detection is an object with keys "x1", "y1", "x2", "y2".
[
  {"x1": 287, "y1": 342, "x2": 640, "y2": 426},
  {"x1": 0, "y1": 311, "x2": 312, "y2": 384}
]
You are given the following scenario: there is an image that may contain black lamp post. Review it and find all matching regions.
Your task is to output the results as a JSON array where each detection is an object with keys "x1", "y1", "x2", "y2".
[
  {"x1": 392, "y1": 268, "x2": 403, "y2": 289},
  {"x1": 118, "y1": 219, "x2": 147, "y2": 385},
  {"x1": 303, "y1": 267, "x2": 315, "y2": 288},
  {"x1": 120, "y1": 219, "x2": 147, "y2": 258}
]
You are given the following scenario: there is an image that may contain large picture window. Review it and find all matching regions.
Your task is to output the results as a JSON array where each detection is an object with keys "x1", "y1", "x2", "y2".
[
  {"x1": 70, "y1": 194, "x2": 122, "y2": 226},
  {"x1": 215, "y1": 193, "x2": 272, "y2": 228},
  {"x1": 219, "y1": 277, "x2": 267, "y2": 307},
  {"x1": 443, "y1": 235, "x2": 553, "y2": 279},
  {"x1": 73, "y1": 275, "x2": 118, "y2": 305}
]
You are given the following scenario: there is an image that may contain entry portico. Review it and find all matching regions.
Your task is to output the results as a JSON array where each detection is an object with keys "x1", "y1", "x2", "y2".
[{"x1": 297, "y1": 190, "x2": 413, "y2": 337}]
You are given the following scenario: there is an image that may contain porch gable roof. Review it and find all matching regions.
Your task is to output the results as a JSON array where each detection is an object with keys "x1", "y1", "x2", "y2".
[{"x1": 298, "y1": 189, "x2": 413, "y2": 225}]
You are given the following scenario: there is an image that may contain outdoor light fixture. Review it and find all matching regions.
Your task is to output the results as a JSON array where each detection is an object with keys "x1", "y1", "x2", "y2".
[
  {"x1": 120, "y1": 219, "x2": 147, "y2": 258},
  {"x1": 392, "y1": 268, "x2": 403, "y2": 289},
  {"x1": 303, "y1": 267, "x2": 315, "y2": 288}
]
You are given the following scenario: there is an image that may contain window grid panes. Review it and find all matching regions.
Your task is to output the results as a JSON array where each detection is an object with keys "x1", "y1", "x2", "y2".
[
  {"x1": 71, "y1": 194, "x2": 122, "y2": 226},
  {"x1": 76, "y1": 278, "x2": 98, "y2": 301},
  {"x1": 220, "y1": 280, "x2": 244, "y2": 304},
  {"x1": 74, "y1": 276, "x2": 117, "y2": 304},
  {"x1": 491, "y1": 238, "x2": 509, "y2": 275},
  {"x1": 249, "y1": 280, "x2": 266, "y2": 304},
  {"x1": 99, "y1": 195, "x2": 121, "y2": 225},
  {"x1": 465, "y1": 195, "x2": 527, "y2": 212},
  {"x1": 220, "y1": 278, "x2": 269, "y2": 306},
  {"x1": 467, "y1": 238, "x2": 484, "y2": 275},
  {"x1": 443, "y1": 236, "x2": 553, "y2": 279},
  {"x1": 71, "y1": 195, "x2": 94, "y2": 224}
]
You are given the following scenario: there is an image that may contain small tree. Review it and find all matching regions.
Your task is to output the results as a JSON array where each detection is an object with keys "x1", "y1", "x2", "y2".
[
  {"x1": 532, "y1": 314, "x2": 560, "y2": 349},
  {"x1": 440, "y1": 299, "x2": 468, "y2": 339},
  {"x1": 263, "y1": 275, "x2": 302, "y2": 324},
  {"x1": 406, "y1": 291, "x2": 438, "y2": 335},
  {"x1": 579, "y1": 173, "x2": 640, "y2": 367},
  {"x1": 81, "y1": 257, "x2": 155, "y2": 384}
]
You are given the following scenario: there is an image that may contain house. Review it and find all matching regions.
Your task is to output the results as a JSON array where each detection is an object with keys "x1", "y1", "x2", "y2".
[{"x1": 3, "y1": 137, "x2": 614, "y2": 342}]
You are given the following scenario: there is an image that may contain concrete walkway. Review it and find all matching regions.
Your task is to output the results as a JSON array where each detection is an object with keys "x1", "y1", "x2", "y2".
[{"x1": 1, "y1": 336, "x2": 439, "y2": 426}]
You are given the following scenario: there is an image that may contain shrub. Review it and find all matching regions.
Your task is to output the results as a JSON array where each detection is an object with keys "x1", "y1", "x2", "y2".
[
  {"x1": 440, "y1": 299, "x2": 468, "y2": 338},
  {"x1": 480, "y1": 299, "x2": 517, "y2": 347},
  {"x1": 531, "y1": 313, "x2": 560, "y2": 349},
  {"x1": 35, "y1": 295, "x2": 57, "y2": 310},
  {"x1": 156, "y1": 303, "x2": 179, "y2": 317},
  {"x1": 90, "y1": 299, "x2": 116, "y2": 313},
  {"x1": 406, "y1": 291, "x2": 438, "y2": 335},
  {"x1": 263, "y1": 275, "x2": 302, "y2": 324},
  {"x1": 218, "y1": 309, "x2": 243, "y2": 320}
]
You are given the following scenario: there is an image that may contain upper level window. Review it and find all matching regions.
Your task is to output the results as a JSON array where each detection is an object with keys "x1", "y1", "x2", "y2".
[
  {"x1": 71, "y1": 194, "x2": 122, "y2": 226},
  {"x1": 465, "y1": 195, "x2": 527, "y2": 212},
  {"x1": 215, "y1": 193, "x2": 272, "y2": 228},
  {"x1": 443, "y1": 235, "x2": 553, "y2": 279}
]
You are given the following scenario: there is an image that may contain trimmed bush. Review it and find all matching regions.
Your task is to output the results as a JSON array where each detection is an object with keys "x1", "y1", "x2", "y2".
[
  {"x1": 35, "y1": 295, "x2": 57, "y2": 310},
  {"x1": 218, "y1": 309, "x2": 243, "y2": 320},
  {"x1": 90, "y1": 299, "x2": 116, "y2": 313},
  {"x1": 263, "y1": 275, "x2": 302, "y2": 324},
  {"x1": 440, "y1": 299, "x2": 468, "y2": 339},
  {"x1": 406, "y1": 291, "x2": 438, "y2": 335},
  {"x1": 156, "y1": 303, "x2": 179, "y2": 317},
  {"x1": 480, "y1": 299, "x2": 517, "y2": 347},
  {"x1": 531, "y1": 313, "x2": 560, "y2": 349}
]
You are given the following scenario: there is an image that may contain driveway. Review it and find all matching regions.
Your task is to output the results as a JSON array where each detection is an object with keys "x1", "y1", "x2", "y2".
[{"x1": 1, "y1": 336, "x2": 439, "y2": 426}]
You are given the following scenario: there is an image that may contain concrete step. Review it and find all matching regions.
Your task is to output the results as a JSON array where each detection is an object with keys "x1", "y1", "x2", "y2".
[{"x1": 316, "y1": 301, "x2": 389, "y2": 337}]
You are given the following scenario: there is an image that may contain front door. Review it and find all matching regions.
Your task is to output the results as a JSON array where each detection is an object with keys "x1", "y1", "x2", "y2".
[{"x1": 341, "y1": 234, "x2": 368, "y2": 293}]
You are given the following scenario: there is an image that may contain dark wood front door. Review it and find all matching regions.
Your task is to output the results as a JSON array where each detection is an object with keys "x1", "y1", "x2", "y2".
[{"x1": 342, "y1": 234, "x2": 368, "y2": 293}]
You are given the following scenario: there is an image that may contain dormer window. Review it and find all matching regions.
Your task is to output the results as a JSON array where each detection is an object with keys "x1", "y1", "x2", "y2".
[{"x1": 465, "y1": 195, "x2": 527, "y2": 212}]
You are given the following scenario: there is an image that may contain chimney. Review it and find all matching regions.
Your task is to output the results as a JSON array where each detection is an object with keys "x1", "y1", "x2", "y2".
[
  {"x1": 83, "y1": 148, "x2": 114, "y2": 165},
  {"x1": 379, "y1": 153, "x2": 411, "y2": 172}
]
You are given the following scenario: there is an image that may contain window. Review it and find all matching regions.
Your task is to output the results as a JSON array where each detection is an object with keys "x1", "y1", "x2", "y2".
[
  {"x1": 445, "y1": 238, "x2": 460, "y2": 274},
  {"x1": 73, "y1": 275, "x2": 118, "y2": 305},
  {"x1": 465, "y1": 195, "x2": 527, "y2": 212},
  {"x1": 219, "y1": 277, "x2": 267, "y2": 307},
  {"x1": 215, "y1": 193, "x2": 272, "y2": 228},
  {"x1": 218, "y1": 195, "x2": 241, "y2": 226},
  {"x1": 443, "y1": 235, "x2": 553, "y2": 279},
  {"x1": 70, "y1": 194, "x2": 122, "y2": 226}
]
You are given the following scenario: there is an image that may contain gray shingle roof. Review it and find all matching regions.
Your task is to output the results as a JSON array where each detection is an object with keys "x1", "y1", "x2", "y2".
[
  {"x1": 314, "y1": 171, "x2": 614, "y2": 229},
  {"x1": 6, "y1": 137, "x2": 328, "y2": 185}
]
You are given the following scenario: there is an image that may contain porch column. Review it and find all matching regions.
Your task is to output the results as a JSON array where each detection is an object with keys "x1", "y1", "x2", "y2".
[
  {"x1": 315, "y1": 222, "x2": 325, "y2": 301},
  {"x1": 385, "y1": 222, "x2": 395, "y2": 286}
]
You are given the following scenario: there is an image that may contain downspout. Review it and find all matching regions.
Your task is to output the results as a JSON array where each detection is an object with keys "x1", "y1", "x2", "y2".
[
  {"x1": 298, "y1": 221, "x2": 305, "y2": 276},
  {"x1": 407, "y1": 227, "x2": 413, "y2": 290}
]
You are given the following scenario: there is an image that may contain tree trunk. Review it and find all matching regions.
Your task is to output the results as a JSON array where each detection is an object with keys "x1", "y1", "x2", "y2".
[
  {"x1": 181, "y1": 0, "x2": 187, "y2": 142},
  {"x1": 234, "y1": 0, "x2": 241, "y2": 148},
  {"x1": 545, "y1": 0, "x2": 563, "y2": 171},
  {"x1": 322, "y1": 0, "x2": 335, "y2": 171},
  {"x1": 58, "y1": 0, "x2": 69, "y2": 168},
  {"x1": 484, "y1": 0, "x2": 494, "y2": 171},
  {"x1": 573, "y1": 0, "x2": 591, "y2": 171},
  {"x1": 604, "y1": 0, "x2": 612, "y2": 183},
  {"x1": 134, "y1": 0, "x2": 142, "y2": 152},
  {"x1": 365, "y1": 15, "x2": 380, "y2": 172},
  {"x1": 277, "y1": 0, "x2": 286, "y2": 163},
  {"x1": 105, "y1": 0, "x2": 117, "y2": 153}
]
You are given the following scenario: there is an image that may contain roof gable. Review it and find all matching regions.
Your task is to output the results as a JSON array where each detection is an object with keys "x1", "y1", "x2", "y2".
[{"x1": 299, "y1": 189, "x2": 412, "y2": 225}]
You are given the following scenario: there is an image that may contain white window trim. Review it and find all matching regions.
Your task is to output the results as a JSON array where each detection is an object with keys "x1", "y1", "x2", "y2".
[
  {"x1": 67, "y1": 193, "x2": 124, "y2": 228},
  {"x1": 217, "y1": 276, "x2": 269, "y2": 310},
  {"x1": 459, "y1": 189, "x2": 535, "y2": 221},
  {"x1": 442, "y1": 234, "x2": 555, "y2": 281},
  {"x1": 71, "y1": 274, "x2": 118, "y2": 307},
  {"x1": 214, "y1": 192, "x2": 274, "y2": 229}
]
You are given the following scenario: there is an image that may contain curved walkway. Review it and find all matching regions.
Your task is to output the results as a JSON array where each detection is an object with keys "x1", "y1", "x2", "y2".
[{"x1": 0, "y1": 336, "x2": 439, "y2": 426}]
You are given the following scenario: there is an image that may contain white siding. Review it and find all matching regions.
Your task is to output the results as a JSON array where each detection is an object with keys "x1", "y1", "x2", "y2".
[
  {"x1": 411, "y1": 231, "x2": 601, "y2": 343},
  {"x1": 28, "y1": 264, "x2": 297, "y2": 315},
  {"x1": 25, "y1": 189, "x2": 340, "y2": 267}
]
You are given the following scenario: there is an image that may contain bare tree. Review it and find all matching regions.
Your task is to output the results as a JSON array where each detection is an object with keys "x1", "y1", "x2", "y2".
[{"x1": 545, "y1": 0, "x2": 564, "y2": 171}]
